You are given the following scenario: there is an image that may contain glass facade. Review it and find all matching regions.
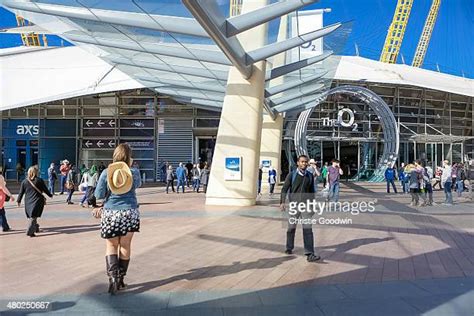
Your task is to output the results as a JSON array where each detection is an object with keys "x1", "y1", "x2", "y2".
[
  {"x1": 0, "y1": 89, "x2": 219, "y2": 181},
  {"x1": 283, "y1": 80, "x2": 473, "y2": 178},
  {"x1": 1, "y1": 82, "x2": 472, "y2": 182}
]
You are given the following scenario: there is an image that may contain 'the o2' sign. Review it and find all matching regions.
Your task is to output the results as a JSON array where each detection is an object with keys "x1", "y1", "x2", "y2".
[{"x1": 322, "y1": 108, "x2": 358, "y2": 131}]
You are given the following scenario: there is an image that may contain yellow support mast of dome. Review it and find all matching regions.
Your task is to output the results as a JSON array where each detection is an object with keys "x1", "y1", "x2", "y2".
[
  {"x1": 412, "y1": 0, "x2": 441, "y2": 67},
  {"x1": 380, "y1": 0, "x2": 413, "y2": 64},
  {"x1": 16, "y1": 15, "x2": 48, "y2": 47}
]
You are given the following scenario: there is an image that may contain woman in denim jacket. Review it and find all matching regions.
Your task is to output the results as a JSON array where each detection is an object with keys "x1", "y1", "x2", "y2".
[{"x1": 95, "y1": 143, "x2": 141, "y2": 295}]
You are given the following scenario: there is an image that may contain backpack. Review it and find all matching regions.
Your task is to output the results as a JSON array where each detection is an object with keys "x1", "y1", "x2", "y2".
[{"x1": 290, "y1": 170, "x2": 315, "y2": 193}]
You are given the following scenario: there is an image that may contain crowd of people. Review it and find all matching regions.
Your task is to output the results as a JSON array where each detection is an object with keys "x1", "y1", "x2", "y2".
[
  {"x1": 46, "y1": 160, "x2": 107, "y2": 207},
  {"x1": 258, "y1": 159, "x2": 344, "y2": 202},
  {"x1": 0, "y1": 151, "x2": 473, "y2": 293},
  {"x1": 1, "y1": 145, "x2": 141, "y2": 294},
  {"x1": 386, "y1": 159, "x2": 470, "y2": 206},
  {"x1": 163, "y1": 161, "x2": 210, "y2": 194}
]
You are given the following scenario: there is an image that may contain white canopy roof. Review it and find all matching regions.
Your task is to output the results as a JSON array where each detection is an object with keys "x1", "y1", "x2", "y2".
[
  {"x1": 335, "y1": 56, "x2": 474, "y2": 97},
  {"x1": 0, "y1": 46, "x2": 143, "y2": 111},
  {"x1": 1, "y1": 45, "x2": 472, "y2": 111}
]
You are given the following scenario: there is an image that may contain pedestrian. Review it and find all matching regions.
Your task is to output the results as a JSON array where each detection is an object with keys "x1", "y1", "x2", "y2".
[
  {"x1": 47, "y1": 162, "x2": 57, "y2": 195},
  {"x1": 327, "y1": 159, "x2": 343, "y2": 202},
  {"x1": 384, "y1": 164, "x2": 398, "y2": 193},
  {"x1": 185, "y1": 161, "x2": 193, "y2": 188},
  {"x1": 66, "y1": 165, "x2": 77, "y2": 205},
  {"x1": 321, "y1": 162, "x2": 328, "y2": 188},
  {"x1": 94, "y1": 143, "x2": 141, "y2": 295},
  {"x1": 176, "y1": 163, "x2": 186, "y2": 194},
  {"x1": 432, "y1": 166, "x2": 443, "y2": 190},
  {"x1": 280, "y1": 154, "x2": 320, "y2": 262},
  {"x1": 59, "y1": 159, "x2": 70, "y2": 194},
  {"x1": 398, "y1": 163, "x2": 407, "y2": 193},
  {"x1": 16, "y1": 166, "x2": 53, "y2": 237},
  {"x1": 451, "y1": 163, "x2": 458, "y2": 191},
  {"x1": 160, "y1": 161, "x2": 167, "y2": 183},
  {"x1": 79, "y1": 170, "x2": 89, "y2": 207},
  {"x1": 200, "y1": 165, "x2": 210, "y2": 193},
  {"x1": 16, "y1": 162, "x2": 25, "y2": 182},
  {"x1": 468, "y1": 159, "x2": 474, "y2": 201},
  {"x1": 192, "y1": 164, "x2": 201, "y2": 192},
  {"x1": 80, "y1": 164, "x2": 88, "y2": 177},
  {"x1": 408, "y1": 161, "x2": 423, "y2": 206},
  {"x1": 307, "y1": 159, "x2": 321, "y2": 193},
  {"x1": 0, "y1": 173, "x2": 15, "y2": 232},
  {"x1": 98, "y1": 161, "x2": 106, "y2": 178},
  {"x1": 268, "y1": 166, "x2": 277, "y2": 196},
  {"x1": 257, "y1": 165, "x2": 263, "y2": 196},
  {"x1": 456, "y1": 163, "x2": 466, "y2": 197},
  {"x1": 83, "y1": 165, "x2": 99, "y2": 207},
  {"x1": 441, "y1": 160, "x2": 453, "y2": 205},
  {"x1": 166, "y1": 165, "x2": 175, "y2": 194},
  {"x1": 420, "y1": 164, "x2": 434, "y2": 206}
]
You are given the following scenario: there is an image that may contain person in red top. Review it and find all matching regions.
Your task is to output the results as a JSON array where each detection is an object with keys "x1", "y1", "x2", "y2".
[
  {"x1": 432, "y1": 166, "x2": 443, "y2": 190},
  {"x1": 0, "y1": 173, "x2": 15, "y2": 232},
  {"x1": 59, "y1": 159, "x2": 70, "y2": 195}
]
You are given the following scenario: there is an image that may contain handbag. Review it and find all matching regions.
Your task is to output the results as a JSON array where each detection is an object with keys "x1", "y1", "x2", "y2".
[
  {"x1": 79, "y1": 182, "x2": 87, "y2": 192},
  {"x1": 65, "y1": 181, "x2": 75, "y2": 190},
  {"x1": 27, "y1": 179, "x2": 47, "y2": 204}
]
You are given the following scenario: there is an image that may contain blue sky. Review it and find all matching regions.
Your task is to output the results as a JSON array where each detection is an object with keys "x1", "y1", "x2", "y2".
[{"x1": 0, "y1": 0, "x2": 472, "y2": 77}]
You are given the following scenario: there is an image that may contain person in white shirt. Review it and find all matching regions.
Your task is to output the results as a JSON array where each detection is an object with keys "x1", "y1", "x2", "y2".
[{"x1": 441, "y1": 160, "x2": 453, "y2": 205}]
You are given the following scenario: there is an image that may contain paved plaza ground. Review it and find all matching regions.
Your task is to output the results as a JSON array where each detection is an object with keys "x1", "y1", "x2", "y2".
[{"x1": 1, "y1": 182, "x2": 473, "y2": 315}]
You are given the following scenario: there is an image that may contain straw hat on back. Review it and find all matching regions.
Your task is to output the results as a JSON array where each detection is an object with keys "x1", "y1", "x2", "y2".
[{"x1": 107, "y1": 162, "x2": 133, "y2": 195}]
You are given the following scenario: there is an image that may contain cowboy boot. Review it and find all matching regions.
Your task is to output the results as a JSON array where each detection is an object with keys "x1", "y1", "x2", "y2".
[
  {"x1": 106, "y1": 255, "x2": 120, "y2": 295},
  {"x1": 118, "y1": 258, "x2": 130, "y2": 290}
]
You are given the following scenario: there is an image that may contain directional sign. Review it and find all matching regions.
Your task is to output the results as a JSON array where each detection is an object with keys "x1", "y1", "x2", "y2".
[
  {"x1": 119, "y1": 139, "x2": 154, "y2": 148},
  {"x1": 120, "y1": 119, "x2": 154, "y2": 128},
  {"x1": 83, "y1": 119, "x2": 117, "y2": 129},
  {"x1": 82, "y1": 139, "x2": 116, "y2": 149}
]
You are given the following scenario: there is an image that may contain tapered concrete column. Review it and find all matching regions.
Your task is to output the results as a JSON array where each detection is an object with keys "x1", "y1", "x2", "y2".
[
  {"x1": 260, "y1": 15, "x2": 287, "y2": 189},
  {"x1": 206, "y1": 0, "x2": 268, "y2": 206}
]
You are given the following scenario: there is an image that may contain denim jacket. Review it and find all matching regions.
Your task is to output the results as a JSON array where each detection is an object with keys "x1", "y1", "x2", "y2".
[{"x1": 94, "y1": 167, "x2": 141, "y2": 210}]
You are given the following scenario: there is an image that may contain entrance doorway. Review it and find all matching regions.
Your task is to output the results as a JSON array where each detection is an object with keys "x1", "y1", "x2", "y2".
[
  {"x1": 320, "y1": 141, "x2": 362, "y2": 181},
  {"x1": 30, "y1": 148, "x2": 39, "y2": 166},
  {"x1": 309, "y1": 140, "x2": 379, "y2": 181},
  {"x1": 195, "y1": 137, "x2": 216, "y2": 166}
]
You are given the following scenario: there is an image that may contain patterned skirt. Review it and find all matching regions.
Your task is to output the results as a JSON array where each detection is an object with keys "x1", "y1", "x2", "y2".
[{"x1": 101, "y1": 208, "x2": 140, "y2": 239}]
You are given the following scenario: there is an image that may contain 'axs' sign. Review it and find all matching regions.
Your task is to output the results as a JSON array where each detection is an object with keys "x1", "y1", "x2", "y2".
[{"x1": 16, "y1": 125, "x2": 39, "y2": 136}]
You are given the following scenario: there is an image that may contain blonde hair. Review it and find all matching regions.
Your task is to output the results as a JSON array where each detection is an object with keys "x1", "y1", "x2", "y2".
[
  {"x1": 113, "y1": 143, "x2": 132, "y2": 166},
  {"x1": 27, "y1": 165, "x2": 39, "y2": 180}
]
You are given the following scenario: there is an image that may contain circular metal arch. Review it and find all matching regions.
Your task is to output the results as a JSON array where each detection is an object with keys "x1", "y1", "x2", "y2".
[{"x1": 294, "y1": 85, "x2": 399, "y2": 181}]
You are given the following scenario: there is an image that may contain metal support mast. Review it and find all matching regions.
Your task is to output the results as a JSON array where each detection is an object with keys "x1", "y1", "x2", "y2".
[
  {"x1": 412, "y1": 0, "x2": 441, "y2": 67},
  {"x1": 16, "y1": 15, "x2": 47, "y2": 46},
  {"x1": 380, "y1": 0, "x2": 413, "y2": 64}
]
